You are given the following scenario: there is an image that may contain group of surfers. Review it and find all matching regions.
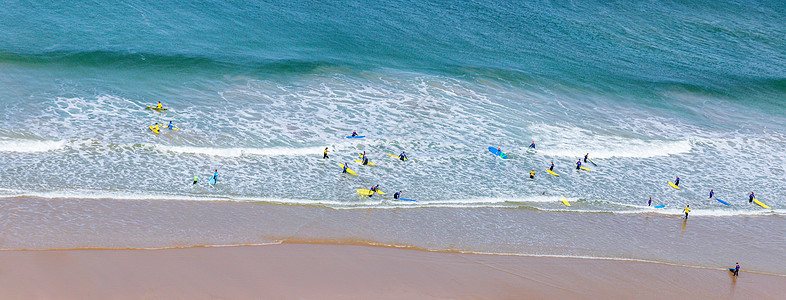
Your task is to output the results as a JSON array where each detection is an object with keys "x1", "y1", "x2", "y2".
[{"x1": 330, "y1": 132, "x2": 409, "y2": 199}]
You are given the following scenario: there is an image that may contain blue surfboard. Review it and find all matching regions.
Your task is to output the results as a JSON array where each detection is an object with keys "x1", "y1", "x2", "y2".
[
  {"x1": 346, "y1": 136, "x2": 365, "y2": 138},
  {"x1": 716, "y1": 198, "x2": 730, "y2": 206},
  {"x1": 654, "y1": 205, "x2": 666, "y2": 208},
  {"x1": 209, "y1": 177, "x2": 216, "y2": 186},
  {"x1": 398, "y1": 198, "x2": 417, "y2": 202},
  {"x1": 488, "y1": 146, "x2": 507, "y2": 159}
]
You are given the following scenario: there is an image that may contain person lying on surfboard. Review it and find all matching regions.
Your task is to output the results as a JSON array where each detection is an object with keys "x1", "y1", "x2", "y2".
[
  {"x1": 749, "y1": 192, "x2": 755, "y2": 203},
  {"x1": 549, "y1": 161, "x2": 554, "y2": 171},
  {"x1": 674, "y1": 176, "x2": 680, "y2": 186},
  {"x1": 576, "y1": 160, "x2": 582, "y2": 169},
  {"x1": 351, "y1": 130, "x2": 358, "y2": 137},
  {"x1": 584, "y1": 153, "x2": 589, "y2": 163},
  {"x1": 399, "y1": 151, "x2": 407, "y2": 161},
  {"x1": 528, "y1": 141, "x2": 535, "y2": 149}
]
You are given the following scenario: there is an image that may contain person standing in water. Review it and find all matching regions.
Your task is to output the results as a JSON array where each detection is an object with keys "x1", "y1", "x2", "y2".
[
  {"x1": 212, "y1": 169, "x2": 218, "y2": 183},
  {"x1": 351, "y1": 130, "x2": 358, "y2": 137},
  {"x1": 528, "y1": 141, "x2": 536, "y2": 149},
  {"x1": 733, "y1": 263, "x2": 740, "y2": 276},
  {"x1": 709, "y1": 189, "x2": 714, "y2": 198},
  {"x1": 584, "y1": 153, "x2": 589, "y2": 163},
  {"x1": 399, "y1": 151, "x2": 407, "y2": 161},
  {"x1": 549, "y1": 161, "x2": 554, "y2": 171},
  {"x1": 749, "y1": 192, "x2": 755, "y2": 203},
  {"x1": 683, "y1": 205, "x2": 690, "y2": 219},
  {"x1": 648, "y1": 197, "x2": 652, "y2": 206},
  {"x1": 323, "y1": 147, "x2": 329, "y2": 159},
  {"x1": 192, "y1": 174, "x2": 198, "y2": 185},
  {"x1": 576, "y1": 159, "x2": 582, "y2": 170},
  {"x1": 529, "y1": 169, "x2": 535, "y2": 179},
  {"x1": 342, "y1": 163, "x2": 348, "y2": 173},
  {"x1": 674, "y1": 176, "x2": 680, "y2": 186}
]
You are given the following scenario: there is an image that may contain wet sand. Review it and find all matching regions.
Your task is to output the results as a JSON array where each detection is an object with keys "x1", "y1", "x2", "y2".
[{"x1": 0, "y1": 243, "x2": 782, "y2": 299}]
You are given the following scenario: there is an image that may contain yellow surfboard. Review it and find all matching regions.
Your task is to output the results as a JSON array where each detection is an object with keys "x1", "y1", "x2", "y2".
[
  {"x1": 386, "y1": 153, "x2": 408, "y2": 160},
  {"x1": 357, "y1": 189, "x2": 374, "y2": 195},
  {"x1": 668, "y1": 181, "x2": 680, "y2": 190},
  {"x1": 547, "y1": 169, "x2": 560, "y2": 177},
  {"x1": 149, "y1": 126, "x2": 159, "y2": 134},
  {"x1": 575, "y1": 164, "x2": 591, "y2": 171},
  {"x1": 145, "y1": 106, "x2": 168, "y2": 111},
  {"x1": 353, "y1": 159, "x2": 376, "y2": 166},
  {"x1": 561, "y1": 196, "x2": 571, "y2": 207},
  {"x1": 338, "y1": 163, "x2": 358, "y2": 176},
  {"x1": 752, "y1": 198, "x2": 771, "y2": 209}
]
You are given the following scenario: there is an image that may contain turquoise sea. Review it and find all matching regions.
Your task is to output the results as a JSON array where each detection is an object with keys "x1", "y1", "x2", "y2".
[{"x1": 1, "y1": 0, "x2": 785, "y2": 275}]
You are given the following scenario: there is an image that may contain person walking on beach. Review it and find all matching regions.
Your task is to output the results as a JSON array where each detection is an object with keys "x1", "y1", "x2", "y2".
[
  {"x1": 674, "y1": 176, "x2": 680, "y2": 186},
  {"x1": 323, "y1": 147, "x2": 329, "y2": 159},
  {"x1": 733, "y1": 263, "x2": 740, "y2": 276},
  {"x1": 709, "y1": 189, "x2": 714, "y2": 198},
  {"x1": 683, "y1": 205, "x2": 690, "y2": 219},
  {"x1": 648, "y1": 197, "x2": 652, "y2": 206},
  {"x1": 529, "y1": 169, "x2": 535, "y2": 179},
  {"x1": 749, "y1": 192, "x2": 755, "y2": 203},
  {"x1": 192, "y1": 174, "x2": 198, "y2": 185}
]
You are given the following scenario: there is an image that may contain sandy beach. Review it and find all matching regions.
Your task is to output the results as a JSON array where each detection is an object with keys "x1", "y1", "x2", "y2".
[{"x1": 0, "y1": 243, "x2": 782, "y2": 299}]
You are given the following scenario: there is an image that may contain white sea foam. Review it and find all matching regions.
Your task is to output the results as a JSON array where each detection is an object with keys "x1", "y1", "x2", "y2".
[
  {"x1": 151, "y1": 145, "x2": 325, "y2": 157},
  {"x1": 0, "y1": 139, "x2": 67, "y2": 153}
]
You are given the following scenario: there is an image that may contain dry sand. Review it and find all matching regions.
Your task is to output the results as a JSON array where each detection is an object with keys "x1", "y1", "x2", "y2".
[{"x1": 0, "y1": 243, "x2": 782, "y2": 299}]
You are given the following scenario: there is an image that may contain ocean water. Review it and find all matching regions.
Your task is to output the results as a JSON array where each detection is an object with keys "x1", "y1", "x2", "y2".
[{"x1": 1, "y1": 0, "x2": 785, "y2": 274}]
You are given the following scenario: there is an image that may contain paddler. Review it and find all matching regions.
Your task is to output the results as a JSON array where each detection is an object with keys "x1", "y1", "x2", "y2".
[
  {"x1": 167, "y1": 121, "x2": 174, "y2": 130},
  {"x1": 529, "y1": 169, "x2": 535, "y2": 179},
  {"x1": 152, "y1": 123, "x2": 160, "y2": 131},
  {"x1": 399, "y1": 151, "x2": 407, "y2": 161},
  {"x1": 648, "y1": 197, "x2": 652, "y2": 206},
  {"x1": 351, "y1": 130, "x2": 358, "y2": 137},
  {"x1": 157, "y1": 101, "x2": 163, "y2": 109},
  {"x1": 709, "y1": 189, "x2": 714, "y2": 198},
  {"x1": 576, "y1": 159, "x2": 582, "y2": 170},
  {"x1": 683, "y1": 205, "x2": 690, "y2": 219},
  {"x1": 323, "y1": 147, "x2": 329, "y2": 159},
  {"x1": 749, "y1": 192, "x2": 754, "y2": 203},
  {"x1": 394, "y1": 191, "x2": 401, "y2": 200},
  {"x1": 192, "y1": 174, "x2": 198, "y2": 185}
]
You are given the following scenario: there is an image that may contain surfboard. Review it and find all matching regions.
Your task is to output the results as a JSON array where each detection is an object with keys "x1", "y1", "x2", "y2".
[
  {"x1": 561, "y1": 196, "x2": 571, "y2": 207},
  {"x1": 546, "y1": 169, "x2": 559, "y2": 176},
  {"x1": 668, "y1": 181, "x2": 680, "y2": 189},
  {"x1": 588, "y1": 158, "x2": 597, "y2": 166},
  {"x1": 164, "y1": 127, "x2": 180, "y2": 131},
  {"x1": 353, "y1": 159, "x2": 376, "y2": 166},
  {"x1": 729, "y1": 268, "x2": 736, "y2": 273},
  {"x1": 488, "y1": 147, "x2": 507, "y2": 159},
  {"x1": 397, "y1": 198, "x2": 417, "y2": 202},
  {"x1": 357, "y1": 189, "x2": 374, "y2": 196},
  {"x1": 715, "y1": 198, "x2": 730, "y2": 206},
  {"x1": 346, "y1": 136, "x2": 365, "y2": 138},
  {"x1": 145, "y1": 106, "x2": 167, "y2": 111},
  {"x1": 208, "y1": 177, "x2": 216, "y2": 186},
  {"x1": 338, "y1": 163, "x2": 358, "y2": 176},
  {"x1": 654, "y1": 205, "x2": 666, "y2": 208},
  {"x1": 752, "y1": 198, "x2": 771, "y2": 209},
  {"x1": 386, "y1": 153, "x2": 408, "y2": 160},
  {"x1": 575, "y1": 164, "x2": 591, "y2": 171},
  {"x1": 149, "y1": 126, "x2": 159, "y2": 134}
]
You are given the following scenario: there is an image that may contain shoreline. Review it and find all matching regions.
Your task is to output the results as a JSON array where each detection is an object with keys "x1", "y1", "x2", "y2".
[{"x1": 0, "y1": 243, "x2": 783, "y2": 299}]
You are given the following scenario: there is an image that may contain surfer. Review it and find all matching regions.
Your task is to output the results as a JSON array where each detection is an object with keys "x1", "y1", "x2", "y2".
[
  {"x1": 529, "y1": 169, "x2": 535, "y2": 179},
  {"x1": 368, "y1": 185, "x2": 376, "y2": 197},
  {"x1": 709, "y1": 189, "x2": 714, "y2": 198},
  {"x1": 351, "y1": 130, "x2": 358, "y2": 137},
  {"x1": 192, "y1": 174, "x2": 198, "y2": 185},
  {"x1": 749, "y1": 192, "x2": 755, "y2": 203},
  {"x1": 399, "y1": 151, "x2": 407, "y2": 161},
  {"x1": 674, "y1": 176, "x2": 680, "y2": 187},
  {"x1": 153, "y1": 123, "x2": 160, "y2": 131},
  {"x1": 212, "y1": 169, "x2": 218, "y2": 183},
  {"x1": 576, "y1": 160, "x2": 582, "y2": 170},
  {"x1": 683, "y1": 205, "x2": 690, "y2": 219},
  {"x1": 167, "y1": 121, "x2": 174, "y2": 130},
  {"x1": 157, "y1": 101, "x2": 163, "y2": 109},
  {"x1": 342, "y1": 163, "x2": 348, "y2": 173},
  {"x1": 528, "y1": 141, "x2": 535, "y2": 149},
  {"x1": 323, "y1": 147, "x2": 329, "y2": 159},
  {"x1": 549, "y1": 161, "x2": 554, "y2": 171},
  {"x1": 648, "y1": 197, "x2": 652, "y2": 206},
  {"x1": 733, "y1": 263, "x2": 739, "y2": 276},
  {"x1": 584, "y1": 153, "x2": 589, "y2": 163},
  {"x1": 362, "y1": 152, "x2": 369, "y2": 165},
  {"x1": 394, "y1": 191, "x2": 401, "y2": 200}
]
